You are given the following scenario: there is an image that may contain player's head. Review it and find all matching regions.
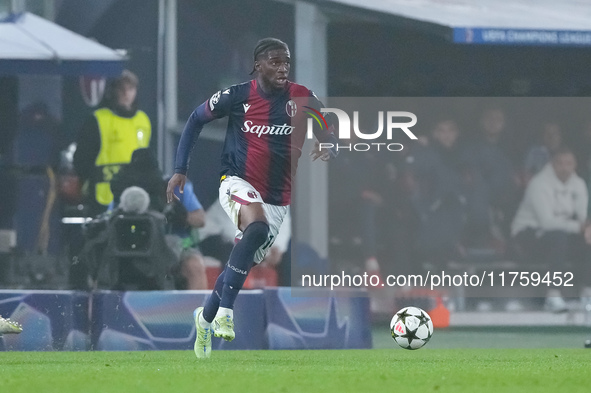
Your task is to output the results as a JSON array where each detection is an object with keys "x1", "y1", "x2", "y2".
[
  {"x1": 252, "y1": 38, "x2": 290, "y2": 91},
  {"x1": 551, "y1": 147, "x2": 577, "y2": 183}
]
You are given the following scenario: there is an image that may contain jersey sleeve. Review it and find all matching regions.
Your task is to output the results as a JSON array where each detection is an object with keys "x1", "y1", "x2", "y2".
[
  {"x1": 207, "y1": 87, "x2": 234, "y2": 119},
  {"x1": 174, "y1": 87, "x2": 235, "y2": 174}
]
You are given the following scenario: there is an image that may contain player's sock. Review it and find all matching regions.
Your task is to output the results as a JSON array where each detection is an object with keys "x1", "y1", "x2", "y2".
[
  {"x1": 219, "y1": 221, "x2": 269, "y2": 309},
  {"x1": 202, "y1": 266, "x2": 227, "y2": 324},
  {"x1": 216, "y1": 307, "x2": 234, "y2": 319},
  {"x1": 198, "y1": 312, "x2": 211, "y2": 329}
]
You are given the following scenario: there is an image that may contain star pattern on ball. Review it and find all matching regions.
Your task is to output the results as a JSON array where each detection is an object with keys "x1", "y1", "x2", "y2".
[
  {"x1": 417, "y1": 311, "x2": 430, "y2": 327},
  {"x1": 400, "y1": 325, "x2": 421, "y2": 347},
  {"x1": 396, "y1": 308, "x2": 412, "y2": 322}
]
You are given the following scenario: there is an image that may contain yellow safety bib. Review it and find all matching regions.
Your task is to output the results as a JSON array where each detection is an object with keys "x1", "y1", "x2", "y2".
[{"x1": 93, "y1": 108, "x2": 151, "y2": 206}]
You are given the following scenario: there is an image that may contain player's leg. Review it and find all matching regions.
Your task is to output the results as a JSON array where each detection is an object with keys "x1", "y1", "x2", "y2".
[
  {"x1": 196, "y1": 177, "x2": 269, "y2": 346},
  {"x1": 212, "y1": 202, "x2": 269, "y2": 341},
  {"x1": 200, "y1": 244, "x2": 265, "y2": 343},
  {"x1": 191, "y1": 262, "x2": 228, "y2": 359},
  {"x1": 202, "y1": 265, "x2": 226, "y2": 322},
  {"x1": 213, "y1": 203, "x2": 287, "y2": 341}
]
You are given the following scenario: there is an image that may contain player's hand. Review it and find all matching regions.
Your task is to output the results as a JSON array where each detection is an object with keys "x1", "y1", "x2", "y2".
[
  {"x1": 310, "y1": 140, "x2": 332, "y2": 162},
  {"x1": 167, "y1": 173, "x2": 187, "y2": 203}
]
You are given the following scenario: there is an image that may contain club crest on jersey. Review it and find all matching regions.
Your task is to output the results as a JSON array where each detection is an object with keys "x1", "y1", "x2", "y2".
[
  {"x1": 286, "y1": 100, "x2": 297, "y2": 117},
  {"x1": 209, "y1": 90, "x2": 221, "y2": 111}
]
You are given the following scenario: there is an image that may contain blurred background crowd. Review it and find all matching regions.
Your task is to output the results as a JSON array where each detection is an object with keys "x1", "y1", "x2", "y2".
[{"x1": 329, "y1": 102, "x2": 591, "y2": 312}]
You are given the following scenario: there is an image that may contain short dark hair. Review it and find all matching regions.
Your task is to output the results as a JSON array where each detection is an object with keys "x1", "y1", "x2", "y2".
[
  {"x1": 250, "y1": 38, "x2": 289, "y2": 74},
  {"x1": 253, "y1": 38, "x2": 289, "y2": 61}
]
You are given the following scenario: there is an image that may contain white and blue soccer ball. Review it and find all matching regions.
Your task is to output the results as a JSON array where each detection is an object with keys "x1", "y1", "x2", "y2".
[{"x1": 390, "y1": 306, "x2": 433, "y2": 350}]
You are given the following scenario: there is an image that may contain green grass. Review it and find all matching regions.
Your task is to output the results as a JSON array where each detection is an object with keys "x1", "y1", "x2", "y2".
[{"x1": 2, "y1": 349, "x2": 591, "y2": 393}]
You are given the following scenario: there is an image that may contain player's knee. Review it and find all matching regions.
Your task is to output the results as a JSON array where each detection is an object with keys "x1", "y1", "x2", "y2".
[{"x1": 244, "y1": 221, "x2": 270, "y2": 247}]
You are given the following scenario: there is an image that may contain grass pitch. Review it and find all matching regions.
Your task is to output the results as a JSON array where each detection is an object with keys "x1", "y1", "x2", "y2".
[{"x1": 1, "y1": 349, "x2": 590, "y2": 393}]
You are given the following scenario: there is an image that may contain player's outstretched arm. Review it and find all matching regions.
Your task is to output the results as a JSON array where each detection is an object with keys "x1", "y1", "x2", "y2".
[
  {"x1": 172, "y1": 90, "x2": 232, "y2": 200},
  {"x1": 174, "y1": 103, "x2": 213, "y2": 176}
]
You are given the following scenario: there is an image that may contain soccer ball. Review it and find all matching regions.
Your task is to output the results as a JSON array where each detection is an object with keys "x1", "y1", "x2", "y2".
[{"x1": 390, "y1": 306, "x2": 433, "y2": 350}]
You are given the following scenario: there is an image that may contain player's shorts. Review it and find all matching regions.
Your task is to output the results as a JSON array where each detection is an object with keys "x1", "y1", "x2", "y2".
[{"x1": 219, "y1": 175, "x2": 288, "y2": 263}]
